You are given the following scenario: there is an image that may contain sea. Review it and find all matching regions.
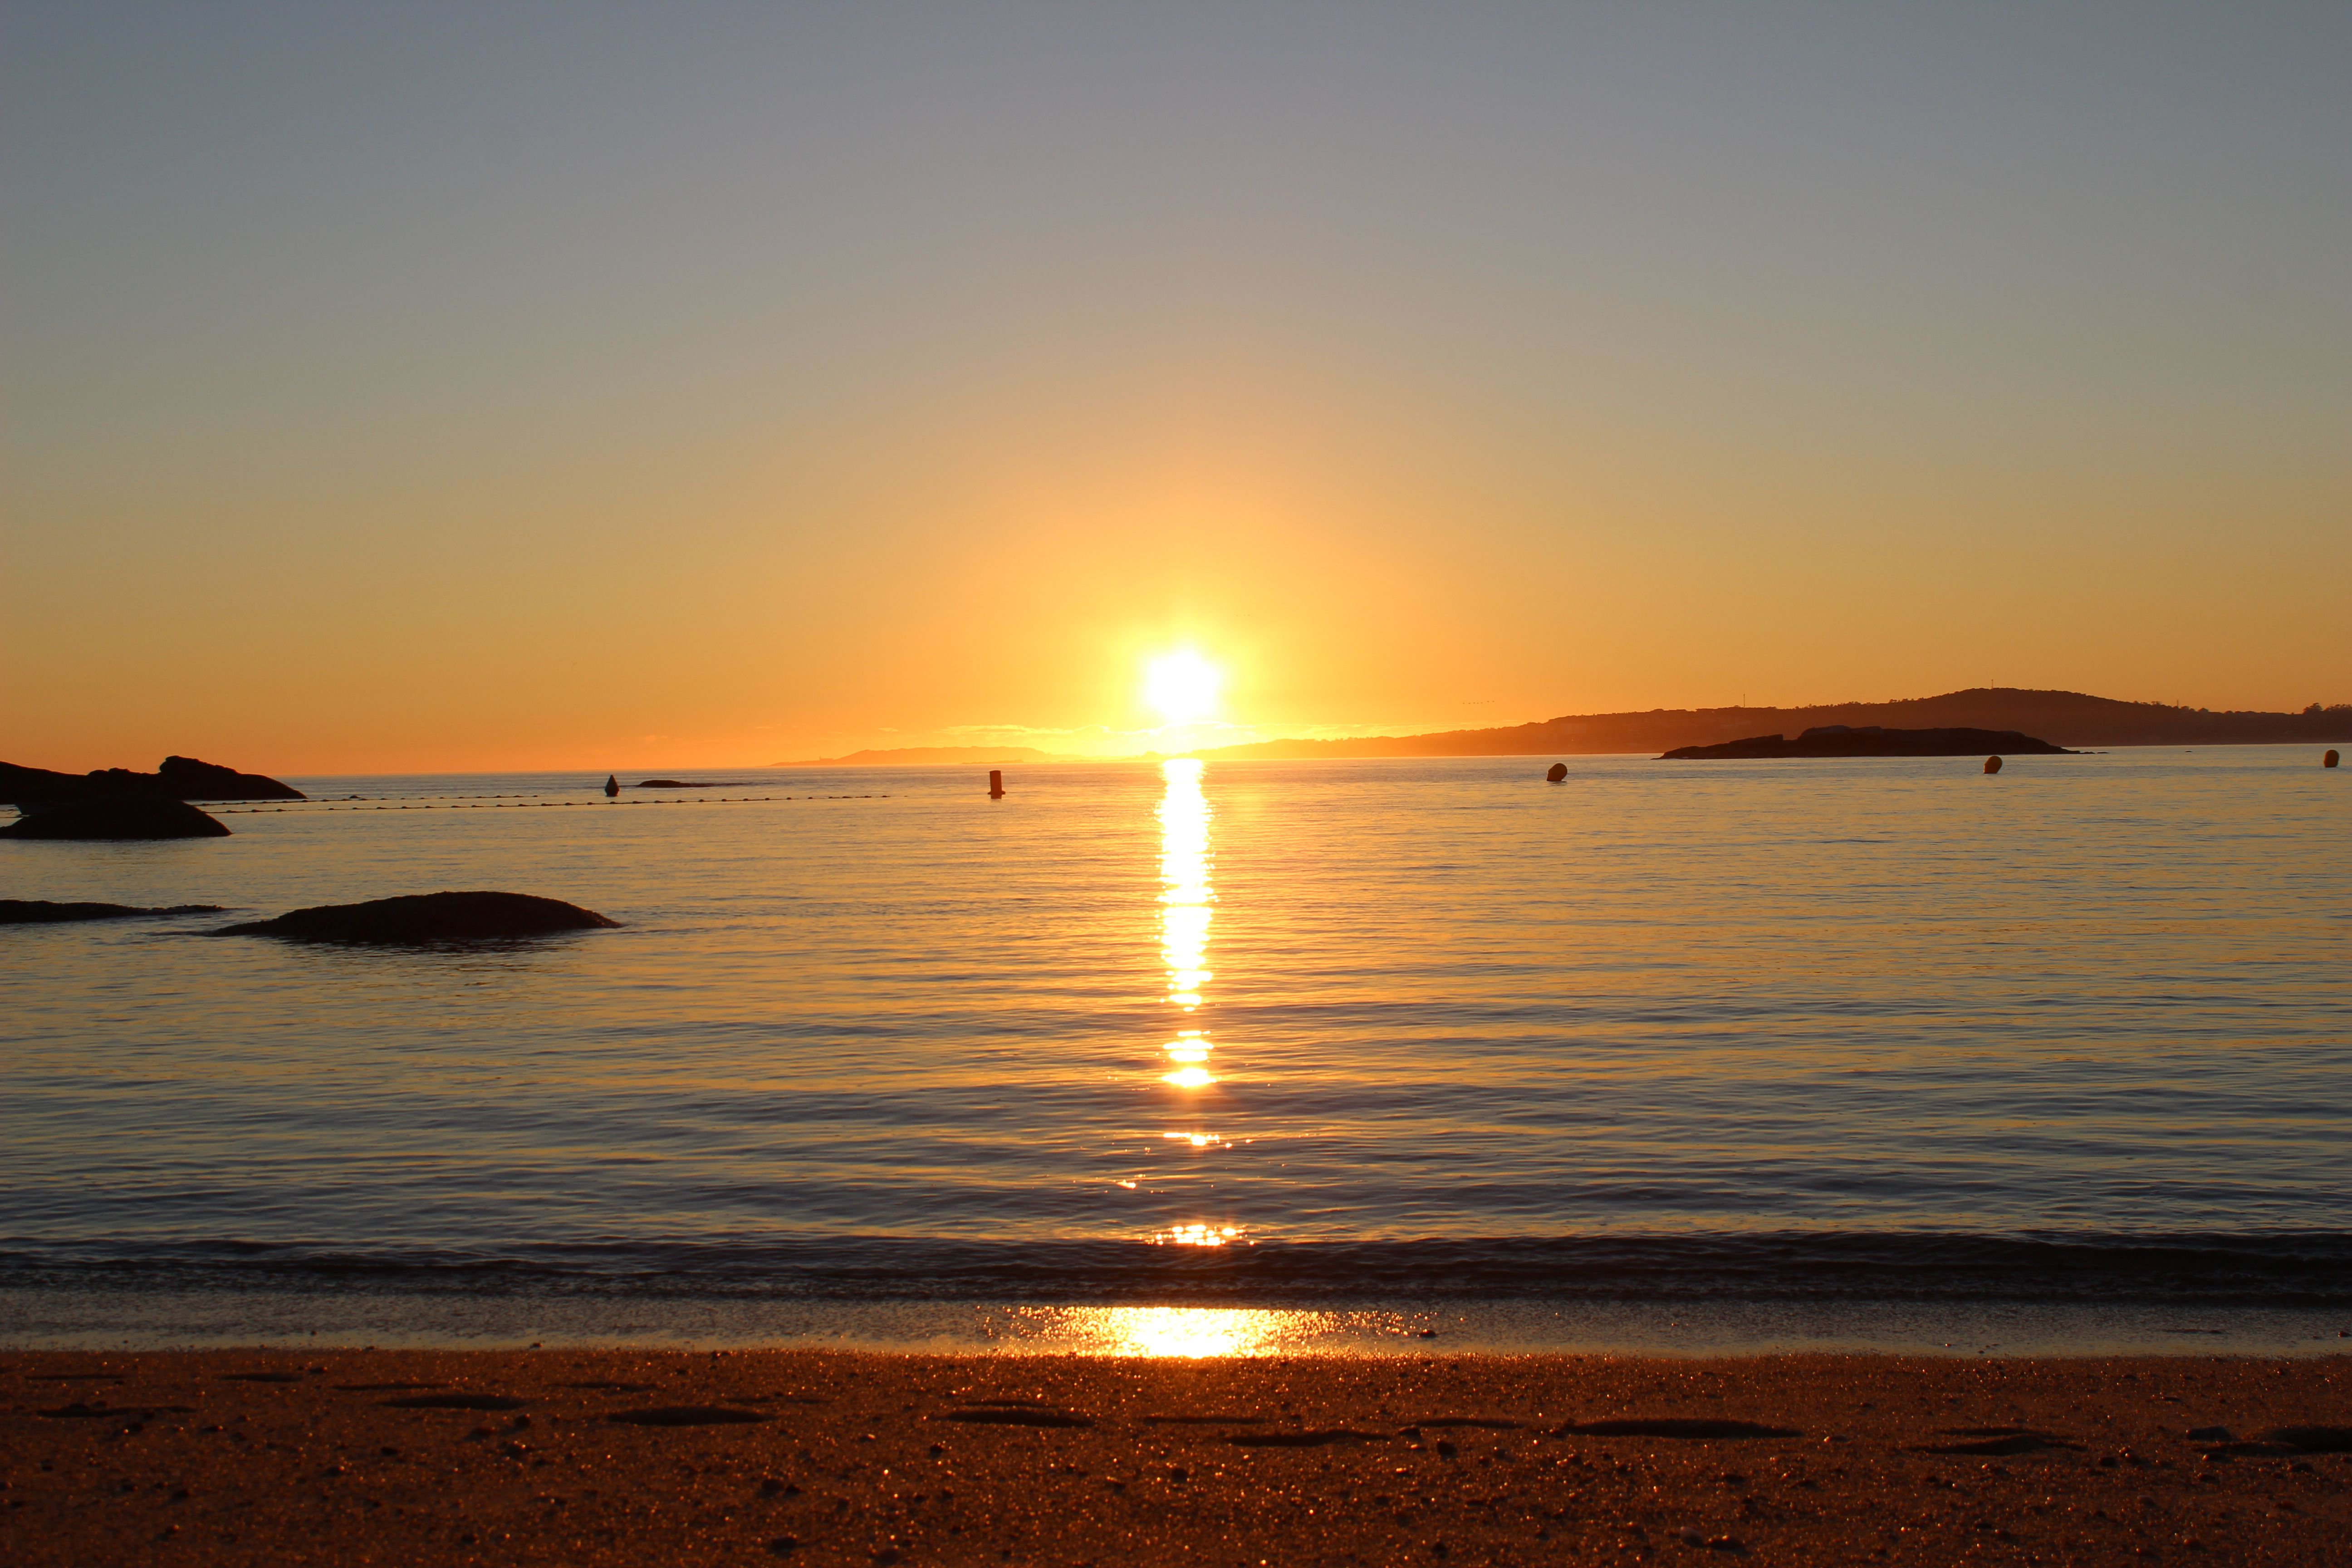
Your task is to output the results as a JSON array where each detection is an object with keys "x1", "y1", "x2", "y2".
[{"x1": 4, "y1": 749, "x2": 2347, "y2": 1357}]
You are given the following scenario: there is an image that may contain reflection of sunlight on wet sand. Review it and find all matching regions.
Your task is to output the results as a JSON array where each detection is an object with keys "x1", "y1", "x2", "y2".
[
  {"x1": 1053, "y1": 1307, "x2": 1306, "y2": 1357},
  {"x1": 1110, "y1": 1307, "x2": 1279, "y2": 1357},
  {"x1": 993, "y1": 1306, "x2": 1426, "y2": 1357}
]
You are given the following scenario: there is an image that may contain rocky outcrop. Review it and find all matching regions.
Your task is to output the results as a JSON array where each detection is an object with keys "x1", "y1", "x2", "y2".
[
  {"x1": 0, "y1": 755, "x2": 304, "y2": 804},
  {"x1": 1660, "y1": 725, "x2": 2073, "y2": 760},
  {"x1": 0, "y1": 899, "x2": 227, "y2": 924},
  {"x1": 2, "y1": 798, "x2": 233, "y2": 838},
  {"x1": 218, "y1": 891, "x2": 619, "y2": 944}
]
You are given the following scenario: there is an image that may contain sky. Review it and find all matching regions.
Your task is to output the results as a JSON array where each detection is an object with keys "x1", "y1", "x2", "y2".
[{"x1": 4, "y1": 2, "x2": 2347, "y2": 772}]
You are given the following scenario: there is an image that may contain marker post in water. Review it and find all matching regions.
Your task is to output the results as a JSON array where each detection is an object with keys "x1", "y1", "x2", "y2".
[{"x1": 988, "y1": 769, "x2": 1005, "y2": 798}]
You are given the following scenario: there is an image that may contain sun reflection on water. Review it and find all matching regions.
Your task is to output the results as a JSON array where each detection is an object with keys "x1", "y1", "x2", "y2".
[
  {"x1": 1147, "y1": 758, "x2": 1236, "y2": 1242},
  {"x1": 1157, "y1": 758, "x2": 1214, "y2": 1026}
]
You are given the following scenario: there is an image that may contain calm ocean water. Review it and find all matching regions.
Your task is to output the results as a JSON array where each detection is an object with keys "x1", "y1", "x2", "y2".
[{"x1": 4, "y1": 750, "x2": 2347, "y2": 1353}]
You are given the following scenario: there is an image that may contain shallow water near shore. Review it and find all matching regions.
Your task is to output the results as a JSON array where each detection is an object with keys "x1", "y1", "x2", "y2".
[{"x1": 4, "y1": 749, "x2": 2347, "y2": 1352}]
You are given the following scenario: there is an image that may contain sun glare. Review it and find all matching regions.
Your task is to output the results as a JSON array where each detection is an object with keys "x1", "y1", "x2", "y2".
[{"x1": 1143, "y1": 651, "x2": 1222, "y2": 725}]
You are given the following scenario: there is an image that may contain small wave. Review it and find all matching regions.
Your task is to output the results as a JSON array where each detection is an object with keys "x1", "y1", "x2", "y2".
[{"x1": 4, "y1": 1231, "x2": 2345, "y2": 1308}]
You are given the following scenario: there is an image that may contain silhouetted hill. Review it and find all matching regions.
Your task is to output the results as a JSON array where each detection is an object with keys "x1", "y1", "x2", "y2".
[
  {"x1": 1663, "y1": 725, "x2": 2072, "y2": 760},
  {"x1": 1196, "y1": 689, "x2": 2352, "y2": 760}
]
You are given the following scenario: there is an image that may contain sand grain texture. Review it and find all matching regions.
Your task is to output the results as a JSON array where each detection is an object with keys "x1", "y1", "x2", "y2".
[{"x1": 2, "y1": 1351, "x2": 2346, "y2": 1566}]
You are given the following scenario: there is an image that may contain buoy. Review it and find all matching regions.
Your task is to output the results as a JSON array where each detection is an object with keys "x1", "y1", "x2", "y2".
[
  {"x1": 603, "y1": 774, "x2": 620, "y2": 797},
  {"x1": 2327, "y1": 750, "x2": 2341, "y2": 769},
  {"x1": 988, "y1": 769, "x2": 1005, "y2": 798},
  {"x1": 1983, "y1": 755, "x2": 2003, "y2": 774},
  {"x1": 1544, "y1": 763, "x2": 1567, "y2": 783}
]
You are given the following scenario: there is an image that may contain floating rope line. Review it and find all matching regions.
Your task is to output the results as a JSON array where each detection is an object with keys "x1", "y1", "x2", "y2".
[{"x1": 209, "y1": 795, "x2": 888, "y2": 814}]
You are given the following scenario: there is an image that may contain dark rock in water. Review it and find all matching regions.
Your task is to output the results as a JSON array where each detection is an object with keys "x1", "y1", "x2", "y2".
[
  {"x1": 1660, "y1": 725, "x2": 2073, "y2": 760},
  {"x1": 218, "y1": 890, "x2": 618, "y2": 944},
  {"x1": 2, "y1": 797, "x2": 232, "y2": 839},
  {"x1": 0, "y1": 899, "x2": 227, "y2": 924},
  {"x1": 0, "y1": 755, "x2": 304, "y2": 804},
  {"x1": 1544, "y1": 763, "x2": 1568, "y2": 782}
]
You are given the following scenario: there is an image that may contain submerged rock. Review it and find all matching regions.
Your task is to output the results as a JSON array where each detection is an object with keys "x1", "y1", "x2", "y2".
[
  {"x1": 218, "y1": 890, "x2": 619, "y2": 944},
  {"x1": 0, "y1": 899, "x2": 227, "y2": 924},
  {"x1": 1, "y1": 797, "x2": 232, "y2": 839}
]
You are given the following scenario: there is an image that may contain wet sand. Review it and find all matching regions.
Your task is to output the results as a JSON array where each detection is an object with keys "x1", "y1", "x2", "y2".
[{"x1": 4, "y1": 1350, "x2": 2346, "y2": 1565}]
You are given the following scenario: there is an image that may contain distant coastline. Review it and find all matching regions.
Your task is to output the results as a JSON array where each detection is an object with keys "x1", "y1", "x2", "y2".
[
  {"x1": 1194, "y1": 687, "x2": 2352, "y2": 762},
  {"x1": 789, "y1": 688, "x2": 2349, "y2": 766}
]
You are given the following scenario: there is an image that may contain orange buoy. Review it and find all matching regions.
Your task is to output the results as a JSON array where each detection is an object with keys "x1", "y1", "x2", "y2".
[
  {"x1": 1545, "y1": 763, "x2": 1568, "y2": 782},
  {"x1": 988, "y1": 769, "x2": 1005, "y2": 798},
  {"x1": 2326, "y1": 750, "x2": 2341, "y2": 769},
  {"x1": 1983, "y1": 755, "x2": 2004, "y2": 774}
]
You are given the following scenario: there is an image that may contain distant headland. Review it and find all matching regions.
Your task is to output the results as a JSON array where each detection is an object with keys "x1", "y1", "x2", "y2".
[
  {"x1": 1194, "y1": 688, "x2": 2352, "y2": 761},
  {"x1": 1661, "y1": 725, "x2": 2073, "y2": 760}
]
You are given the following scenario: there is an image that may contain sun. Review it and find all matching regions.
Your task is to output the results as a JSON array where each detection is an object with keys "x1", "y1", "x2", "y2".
[{"x1": 1143, "y1": 651, "x2": 1222, "y2": 725}]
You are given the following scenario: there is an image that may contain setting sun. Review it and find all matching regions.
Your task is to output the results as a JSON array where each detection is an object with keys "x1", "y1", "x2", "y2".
[{"x1": 1143, "y1": 651, "x2": 1222, "y2": 726}]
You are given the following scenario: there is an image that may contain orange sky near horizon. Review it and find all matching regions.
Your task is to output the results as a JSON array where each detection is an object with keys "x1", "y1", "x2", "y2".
[{"x1": 5, "y1": 5, "x2": 2347, "y2": 776}]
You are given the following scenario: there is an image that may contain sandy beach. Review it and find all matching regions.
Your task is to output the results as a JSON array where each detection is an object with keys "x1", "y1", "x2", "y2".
[{"x1": 4, "y1": 1349, "x2": 2346, "y2": 1565}]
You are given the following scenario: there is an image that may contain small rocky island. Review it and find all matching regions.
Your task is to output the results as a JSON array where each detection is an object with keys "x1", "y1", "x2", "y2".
[
  {"x1": 1660, "y1": 725, "x2": 2074, "y2": 760},
  {"x1": 0, "y1": 755, "x2": 304, "y2": 804},
  {"x1": 219, "y1": 891, "x2": 620, "y2": 944}
]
